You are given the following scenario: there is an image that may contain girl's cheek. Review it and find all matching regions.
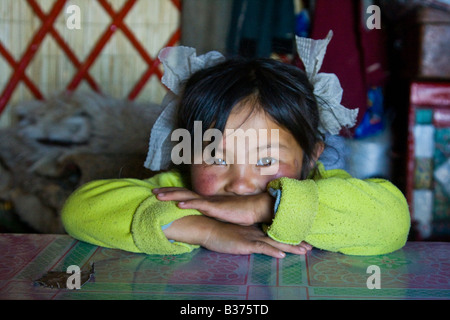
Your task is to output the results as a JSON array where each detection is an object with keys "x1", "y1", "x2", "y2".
[
  {"x1": 270, "y1": 162, "x2": 302, "y2": 180},
  {"x1": 191, "y1": 171, "x2": 220, "y2": 196}
]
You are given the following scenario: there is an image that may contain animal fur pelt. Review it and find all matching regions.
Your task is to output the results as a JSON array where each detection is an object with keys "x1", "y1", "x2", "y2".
[{"x1": 0, "y1": 90, "x2": 163, "y2": 233}]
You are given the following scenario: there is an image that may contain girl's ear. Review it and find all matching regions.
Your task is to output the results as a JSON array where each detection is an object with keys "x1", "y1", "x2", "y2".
[
  {"x1": 306, "y1": 142, "x2": 325, "y2": 179},
  {"x1": 313, "y1": 141, "x2": 325, "y2": 162}
]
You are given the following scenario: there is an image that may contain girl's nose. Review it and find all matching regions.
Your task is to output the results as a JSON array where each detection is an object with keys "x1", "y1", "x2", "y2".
[{"x1": 224, "y1": 165, "x2": 260, "y2": 195}]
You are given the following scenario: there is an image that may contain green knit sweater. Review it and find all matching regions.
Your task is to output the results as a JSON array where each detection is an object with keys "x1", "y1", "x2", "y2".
[{"x1": 61, "y1": 163, "x2": 410, "y2": 256}]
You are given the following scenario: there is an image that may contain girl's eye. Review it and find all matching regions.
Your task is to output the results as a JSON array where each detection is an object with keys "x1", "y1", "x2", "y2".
[
  {"x1": 214, "y1": 158, "x2": 227, "y2": 166},
  {"x1": 256, "y1": 157, "x2": 277, "y2": 167}
]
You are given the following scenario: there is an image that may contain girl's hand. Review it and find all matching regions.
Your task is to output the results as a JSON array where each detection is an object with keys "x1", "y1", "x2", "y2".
[
  {"x1": 163, "y1": 215, "x2": 312, "y2": 258},
  {"x1": 204, "y1": 219, "x2": 312, "y2": 258},
  {"x1": 153, "y1": 187, "x2": 274, "y2": 226}
]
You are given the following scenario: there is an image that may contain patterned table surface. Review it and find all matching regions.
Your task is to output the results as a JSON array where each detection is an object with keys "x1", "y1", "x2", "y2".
[{"x1": 0, "y1": 233, "x2": 449, "y2": 300}]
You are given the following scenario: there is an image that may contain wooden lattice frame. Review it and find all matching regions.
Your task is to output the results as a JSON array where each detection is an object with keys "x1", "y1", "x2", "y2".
[{"x1": 0, "y1": 0, "x2": 181, "y2": 115}]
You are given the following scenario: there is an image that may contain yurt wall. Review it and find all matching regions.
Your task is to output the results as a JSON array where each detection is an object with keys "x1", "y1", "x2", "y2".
[{"x1": 0, "y1": 0, "x2": 181, "y2": 128}]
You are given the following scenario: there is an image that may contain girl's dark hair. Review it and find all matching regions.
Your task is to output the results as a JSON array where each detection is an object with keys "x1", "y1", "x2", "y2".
[{"x1": 176, "y1": 57, "x2": 324, "y2": 180}]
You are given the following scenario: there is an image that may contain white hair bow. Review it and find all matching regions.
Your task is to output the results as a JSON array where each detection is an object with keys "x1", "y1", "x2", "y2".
[
  {"x1": 144, "y1": 46, "x2": 225, "y2": 171},
  {"x1": 296, "y1": 30, "x2": 359, "y2": 135}
]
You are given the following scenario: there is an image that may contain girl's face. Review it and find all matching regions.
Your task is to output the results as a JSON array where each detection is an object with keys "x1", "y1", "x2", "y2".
[{"x1": 190, "y1": 103, "x2": 318, "y2": 196}]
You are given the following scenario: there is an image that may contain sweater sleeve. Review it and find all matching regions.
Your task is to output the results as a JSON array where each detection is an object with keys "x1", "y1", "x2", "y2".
[
  {"x1": 61, "y1": 171, "x2": 202, "y2": 255},
  {"x1": 266, "y1": 165, "x2": 411, "y2": 256}
]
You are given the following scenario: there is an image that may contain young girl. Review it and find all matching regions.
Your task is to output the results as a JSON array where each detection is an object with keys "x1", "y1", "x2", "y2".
[{"x1": 61, "y1": 34, "x2": 410, "y2": 258}]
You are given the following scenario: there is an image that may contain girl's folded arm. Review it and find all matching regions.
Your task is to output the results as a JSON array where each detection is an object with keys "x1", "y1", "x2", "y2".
[
  {"x1": 266, "y1": 169, "x2": 411, "y2": 255},
  {"x1": 61, "y1": 173, "x2": 202, "y2": 255}
]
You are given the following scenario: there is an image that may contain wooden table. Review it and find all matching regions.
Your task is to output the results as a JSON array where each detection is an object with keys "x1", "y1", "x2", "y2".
[{"x1": 0, "y1": 233, "x2": 449, "y2": 300}]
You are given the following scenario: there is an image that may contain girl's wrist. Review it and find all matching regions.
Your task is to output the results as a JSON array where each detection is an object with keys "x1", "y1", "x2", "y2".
[
  {"x1": 162, "y1": 215, "x2": 215, "y2": 246},
  {"x1": 255, "y1": 192, "x2": 275, "y2": 224}
]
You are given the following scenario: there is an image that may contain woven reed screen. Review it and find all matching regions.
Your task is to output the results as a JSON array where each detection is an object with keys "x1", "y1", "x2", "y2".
[{"x1": 0, "y1": 0, "x2": 181, "y2": 127}]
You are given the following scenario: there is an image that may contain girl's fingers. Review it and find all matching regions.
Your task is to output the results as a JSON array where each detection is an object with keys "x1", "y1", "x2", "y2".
[
  {"x1": 178, "y1": 200, "x2": 255, "y2": 226},
  {"x1": 177, "y1": 199, "x2": 206, "y2": 209},
  {"x1": 153, "y1": 187, "x2": 200, "y2": 201},
  {"x1": 263, "y1": 238, "x2": 310, "y2": 256},
  {"x1": 278, "y1": 243, "x2": 307, "y2": 255},
  {"x1": 177, "y1": 201, "x2": 238, "y2": 224},
  {"x1": 177, "y1": 199, "x2": 221, "y2": 216},
  {"x1": 300, "y1": 241, "x2": 313, "y2": 251},
  {"x1": 152, "y1": 187, "x2": 190, "y2": 194},
  {"x1": 251, "y1": 241, "x2": 286, "y2": 259}
]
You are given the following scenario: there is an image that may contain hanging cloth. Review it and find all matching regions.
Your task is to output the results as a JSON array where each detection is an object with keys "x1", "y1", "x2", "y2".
[
  {"x1": 227, "y1": 0, "x2": 296, "y2": 58},
  {"x1": 309, "y1": 0, "x2": 388, "y2": 134}
]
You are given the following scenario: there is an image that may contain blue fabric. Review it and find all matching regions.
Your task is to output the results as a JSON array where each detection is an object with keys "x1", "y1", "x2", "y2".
[{"x1": 268, "y1": 187, "x2": 281, "y2": 215}]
